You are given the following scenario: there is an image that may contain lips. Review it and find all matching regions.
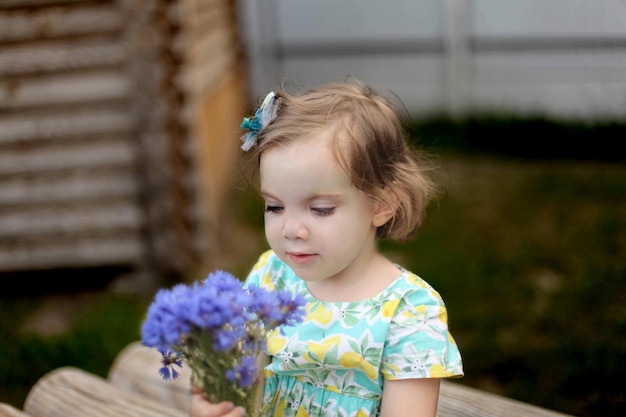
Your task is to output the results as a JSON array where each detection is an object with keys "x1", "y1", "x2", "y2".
[{"x1": 287, "y1": 252, "x2": 317, "y2": 265}]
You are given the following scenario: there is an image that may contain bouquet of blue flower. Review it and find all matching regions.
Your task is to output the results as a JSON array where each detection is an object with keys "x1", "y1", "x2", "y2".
[{"x1": 140, "y1": 269, "x2": 306, "y2": 416}]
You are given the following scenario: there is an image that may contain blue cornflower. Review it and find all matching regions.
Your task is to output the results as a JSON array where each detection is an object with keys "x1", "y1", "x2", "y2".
[
  {"x1": 248, "y1": 285, "x2": 307, "y2": 328},
  {"x1": 213, "y1": 327, "x2": 246, "y2": 352},
  {"x1": 141, "y1": 285, "x2": 193, "y2": 351},
  {"x1": 159, "y1": 349, "x2": 183, "y2": 381},
  {"x1": 278, "y1": 291, "x2": 307, "y2": 326},
  {"x1": 226, "y1": 355, "x2": 258, "y2": 388},
  {"x1": 140, "y1": 268, "x2": 305, "y2": 416}
]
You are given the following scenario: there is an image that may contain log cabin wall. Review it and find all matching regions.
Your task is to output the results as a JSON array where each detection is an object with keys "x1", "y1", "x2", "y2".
[{"x1": 0, "y1": 0, "x2": 247, "y2": 282}]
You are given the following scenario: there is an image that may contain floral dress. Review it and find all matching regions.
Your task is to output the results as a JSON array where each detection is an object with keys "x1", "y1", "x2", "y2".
[{"x1": 245, "y1": 250, "x2": 464, "y2": 417}]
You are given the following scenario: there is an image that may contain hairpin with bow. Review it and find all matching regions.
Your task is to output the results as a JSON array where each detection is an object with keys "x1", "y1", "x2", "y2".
[{"x1": 240, "y1": 92, "x2": 280, "y2": 151}]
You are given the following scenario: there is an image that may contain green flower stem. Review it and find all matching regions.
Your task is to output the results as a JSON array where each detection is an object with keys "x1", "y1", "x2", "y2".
[{"x1": 184, "y1": 329, "x2": 260, "y2": 416}]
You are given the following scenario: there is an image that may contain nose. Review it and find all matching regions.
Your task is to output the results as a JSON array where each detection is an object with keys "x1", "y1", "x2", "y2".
[{"x1": 282, "y1": 212, "x2": 309, "y2": 240}]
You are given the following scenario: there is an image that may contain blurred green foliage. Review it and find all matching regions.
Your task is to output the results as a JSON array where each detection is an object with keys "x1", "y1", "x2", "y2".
[
  {"x1": 407, "y1": 114, "x2": 626, "y2": 162},
  {"x1": 380, "y1": 156, "x2": 626, "y2": 416},
  {"x1": 1, "y1": 116, "x2": 624, "y2": 416},
  {"x1": 0, "y1": 293, "x2": 147, "y2": 409}
]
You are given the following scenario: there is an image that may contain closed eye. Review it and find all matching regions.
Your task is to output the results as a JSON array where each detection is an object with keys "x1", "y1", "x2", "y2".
[
  {"x1": 312, "y1": 207, "x2": 334, "y2": 216},
  {"x1": 265, "y1": 205, "x2": 283, "y2": 214}
]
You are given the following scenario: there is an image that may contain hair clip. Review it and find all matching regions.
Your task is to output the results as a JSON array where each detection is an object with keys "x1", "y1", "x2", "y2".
[{"x1": 240, "y1": 92, "x2": 280, "y2": 151}]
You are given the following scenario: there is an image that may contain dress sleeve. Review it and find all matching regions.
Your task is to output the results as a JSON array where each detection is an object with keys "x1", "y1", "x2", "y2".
[{"x1": 381, "y1": 284, "x2": 464, "y2": 380}]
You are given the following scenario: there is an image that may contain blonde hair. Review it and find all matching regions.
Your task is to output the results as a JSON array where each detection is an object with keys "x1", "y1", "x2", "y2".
[{"x1": 242, "y1": 79, "x2": 441, "y2": 241}]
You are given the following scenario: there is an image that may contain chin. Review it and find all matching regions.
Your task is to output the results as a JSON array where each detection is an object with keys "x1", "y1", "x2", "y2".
[{"x1": 287, "y1": 265, "x2": 320, "y2": 282}]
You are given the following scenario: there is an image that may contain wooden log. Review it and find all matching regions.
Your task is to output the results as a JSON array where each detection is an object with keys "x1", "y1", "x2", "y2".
[
  {"x1": 438, "y1": 379, "x2": 574, "y2": 417},
  {"x1": 0, "y1": 70, "x2": 128, "y2": 110},
  {"x1": 108, "y1": 341, "x2": 192, "y2": 413},
  {"x1": 0, "y1": 39, "x2": 126, "y2": 76},
  {"x1": 0, "y1": 5, "x2": 122, "y2": 43},
  {"x1": 0, "y1": 234, "x2": 144, "y2": 272},
  {"x1": 0, "y1": 0, "x2": 86, "y2": 8},
  {"x1": 0, "y1": 137, "x2": 136, "y2": 176},
  {"x1": 0, "y1": 108, "x2": 134, "y2": 144},
  {"x1": 0, "y1": 171, "x2": 140, "y2": 206},
  {"x1": 0, "y1": 404, "x2": 31, "y2": 417},
  {"x1": 0, "y1": 201, "x2": 143, "y2": 240},
  {"x1": 23, "y1": 367, "x2": 187, "y2": 417}
]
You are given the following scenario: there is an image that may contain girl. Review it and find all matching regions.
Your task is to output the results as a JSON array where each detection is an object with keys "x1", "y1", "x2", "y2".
[{"x1": 191, "y1": 80, "x2": 463, "y2": 417}]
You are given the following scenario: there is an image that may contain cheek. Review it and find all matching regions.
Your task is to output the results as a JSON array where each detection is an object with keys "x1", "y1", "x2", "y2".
[{"x1": 264, "y1": 216, "x2": 281, "y2": 239}]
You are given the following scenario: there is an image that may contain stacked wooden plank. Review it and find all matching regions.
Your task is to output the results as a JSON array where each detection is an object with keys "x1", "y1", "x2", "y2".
[
  {"x1": 0, "y1": 0, "x2": 148, "y2": 272},
  {"x1": 0, "y1": 0, "x2": 247, "y2": 278}
]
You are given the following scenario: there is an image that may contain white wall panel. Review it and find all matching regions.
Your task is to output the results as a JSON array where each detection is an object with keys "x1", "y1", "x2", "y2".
[
  {"x1": 239, "y1": 0, "x2": 626, "y2": 121},
  {"x1": 276, "y1": 0, "x2": 443, "y2": 41},
  {"x1": 281, "y1": 55, "x2": 447, "y2": 116},
  {"x1": 471, "y1": 0, "x2": 626, "y2": 37}
]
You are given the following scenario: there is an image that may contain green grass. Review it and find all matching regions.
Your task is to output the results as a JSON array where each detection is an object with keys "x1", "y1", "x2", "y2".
[
  {"x1": 1, "y1": 117, "x2": 625, "y2": 416},
  {"x1": 379, "y1": 155, "x2": 626, "y2": 416},
  {"x1": 0, "y1": 292, "x2": 149, "y2": 409}
]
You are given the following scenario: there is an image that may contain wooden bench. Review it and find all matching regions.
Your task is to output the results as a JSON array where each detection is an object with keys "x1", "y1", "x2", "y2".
[{"x1": 0, "y1": 341, "x2": 575, "y2": 417}]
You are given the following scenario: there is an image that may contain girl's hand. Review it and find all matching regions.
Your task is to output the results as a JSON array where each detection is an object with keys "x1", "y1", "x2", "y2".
[{"x1": 189, "y1": 387, "x2": 246, "y2": 417}]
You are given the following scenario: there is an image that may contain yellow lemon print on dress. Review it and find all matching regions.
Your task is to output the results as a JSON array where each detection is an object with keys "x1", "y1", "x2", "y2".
[
  {"x1": 386, "y1": 363, "x2": 401, "y2": 374},
  {"x1": 253, "y1": 250, "x2": 271, "y2": 270},
  {"x1": 295, "y1": 406, "x2": 309, "y2": 417},
  {"x1": 360, "y1": 361, "x2": 377, "y2": 379},
  {"x1": 339, "y1": 351, "x2": 364, "y2": 368},
  {"x1": 403, "y1": 304, "x2": 425, "y2": 319},
  {"x1": 267, "y1": 335, "x2": 287, "y2": 355},
  {"x1": 305, "y1": 335, "x2": 341, "y2": 361},
  {"x1": 407, "y1": 275, "x2": 427, "y2": 287},
  {"x1": 339, "y1": 352, "x2": 377, "y2": 379},
  {"x1": 307, "y1": 303, "x2": 332, "y2": 324},
  {"x1": 381, "y1": 299, "x2": 400, "y2": 319},
  {"x1": 326, "y1": 385, "x2": 341, "y2": 394},
  {"x1": 429, "y1": 363, "x2": 455, "y2": 377},
  {"x1": 356, "y1": 408, "x2": 369, "y2": 417},
  {"x1": 439, "y1": 308, "x2": 448, "y2": 323},
  {"x1": 273, "y1": 397, "x2": 287, "y2": 417},
  {"x1": 261, "y1": 271, "x2": 275, "y2": 289}
]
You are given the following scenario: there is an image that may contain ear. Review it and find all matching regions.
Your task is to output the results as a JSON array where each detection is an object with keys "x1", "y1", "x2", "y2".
[{"x1": 372, "y1": 189, "x2": 399, "y2": 227}]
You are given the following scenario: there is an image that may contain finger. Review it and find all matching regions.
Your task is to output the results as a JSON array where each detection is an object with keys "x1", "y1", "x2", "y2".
[
  {"x1": 190, "y1": 394, "x2": 246, "y2": 417},
  {"x1": 229, "y1": 406, "x2": 246, "y2": 416}
]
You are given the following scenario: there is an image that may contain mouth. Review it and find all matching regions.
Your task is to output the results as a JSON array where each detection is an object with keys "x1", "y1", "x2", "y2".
[{"x1": 287, "y1": 252, "x2": 317, "y2": 265}]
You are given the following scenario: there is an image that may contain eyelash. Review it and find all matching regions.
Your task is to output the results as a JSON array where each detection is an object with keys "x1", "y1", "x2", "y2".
[
  {"x1": 264, "y1": 206, "x2": 335, "y2": 216},
  {"x1": 313, "y1": 207, "x2": 334, "y2": 216}
]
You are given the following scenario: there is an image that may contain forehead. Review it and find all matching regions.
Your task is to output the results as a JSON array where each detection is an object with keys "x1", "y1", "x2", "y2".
[{"x1": 259, "y1": 131, "x2": 352, "y2": 193}]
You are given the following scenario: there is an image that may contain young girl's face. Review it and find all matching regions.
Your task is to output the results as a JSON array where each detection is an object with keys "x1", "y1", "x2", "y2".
[{"x1": 259, "y1": 130, "x2": 383, "y2": 286}]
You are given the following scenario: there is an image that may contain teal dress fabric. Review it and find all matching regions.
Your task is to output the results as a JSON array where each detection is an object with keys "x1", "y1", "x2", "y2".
[{"x1": 245, "y1": 250, "x2": 464, "y2": 417}]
